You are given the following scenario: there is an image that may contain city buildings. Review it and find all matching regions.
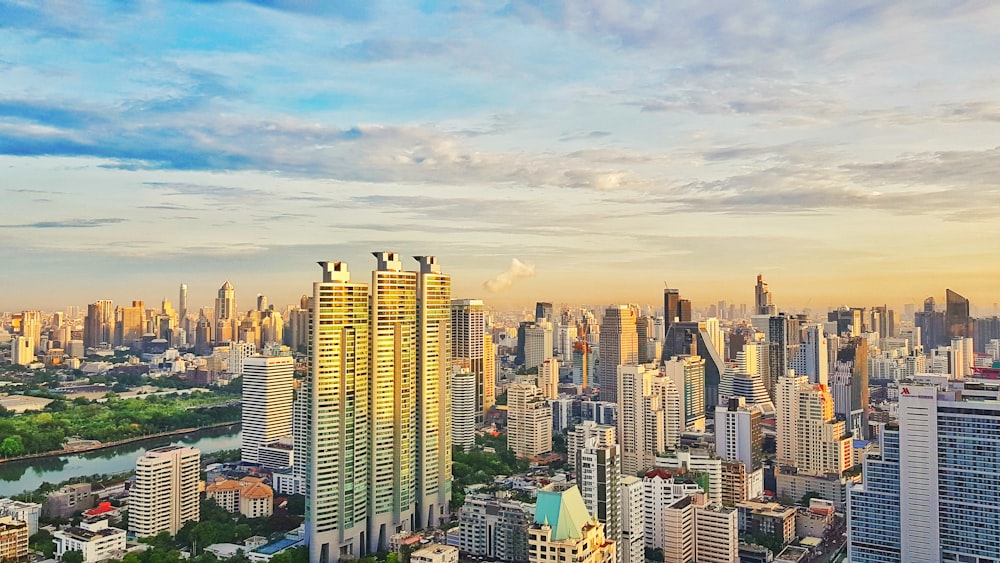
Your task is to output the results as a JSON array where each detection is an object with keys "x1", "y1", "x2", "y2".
[
  {"x1": 297, "y1": 254, "x2": 452, "y2": 559},
  {"x1": 241, "y1": 355, "x2": 294, "y2": 465},
  {"x1": 450, "y1": 372, "x2": 477, "y2": 451},
  {"x1": 458, "y1": 494, "x2": 532, "y2": 562},
  {"x1": 414, "y1": 255, "x2": 452, "y2": 530},
  {"x1": 848, "y1": 383, "x2": 1000, "y2": 562},
  {"x1": 214, "y1": 281, "x2": 237, "y2": 343},
  {"x1": 206, "y1": 477, "x2": 275, "y2": 519},
  {"x1": 538, "y1": 358, "x2": 559, "y2": 400},
  {"x1": 410, "y1": 544, "x2": 458, "y2": 563},
  {"x1": 0, "y1": 500, "x2": 40, "y2": 537},
  {"x1": 0, "y1": 517, "x2": 28, "y2": 563},
  {"x1": 642, "y1": 469, "x2": 703, "y2": 550},
  {"x1": 523, "y1": 321, "x2": 554, "y2": 371},
  {"x1": 294, "y1": 260, "x2": 371, "y2": 562},
  {"x1": 577, "y1": 442, "x2": 620, "y2": 561},
  {"x1": 662, "y1": 355, "x2": 706, "y2": 432},
  {"x1": 528, "y1": 484, "x2": 615, "y2": 563},
  {"x1": 617, "y1": 365, "x2": 662, "y2": 477},
  {"x1": 714, "y1": 398, "x2": 764, "y2": 500},
  {"x1": 53, "y1": 519, "x2": 127, "y2": 563},
  {"x1": 776, "y1": 375, "x2": 852, "y2": 477},
  {"x1": 507, "y1": 382, "x2": 552, "y2": 458},
  {"x1": 694, "y1": 503, "x2": 739, "y2": 563},
  {"x1": 83, "y1": 300, "x2": 114, "y2": 348},
  {"x1": 451, "y1": 299, "x2": 492, "y2": 423},
  {"x1": 44, "y1": 484, "x2": 95, "y2": 520},
  {"x1": 619, "y1": 476, "x2": 644, "y2": 563},
  {"x1": 129, "y1": 446, "x2": 200, "y2": 537},
  {"x1": 754, "y1": 275, "x2": 776, "y2": 316},
  {"x1": 598, "y1": 306, "x2": 638, "y2": 403},
  {"x1": 566, "y1": 421, "x2": 615, "y2": 470}
]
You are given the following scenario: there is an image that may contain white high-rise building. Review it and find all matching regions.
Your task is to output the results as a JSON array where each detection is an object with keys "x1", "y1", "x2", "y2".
[
  {"x1": 129, "y1": 446, "x2": 200, "y2": 537},
  {"x1": 848, "y1": 382, "x2": 1000, "y2": 562},
  {"x1": 714, "y1": 398, "x2": 764, "y2": 500},
  {"x1": 650, "y1": 374, "x2": 682, "y2": 451},
  {"x1": 20, "y1": 311, "x2": 42, "y2": 354},
  {"x1": 703, "y1": 317, "x2": 724, "y2": 359},
  {"x1": 228, "y1": 341, "x2": 257, "y2": 375},
  {"x1": 241, "y1": 356, "x2": 294, "y2": 465},
  {"x1": 617, "y1": 365, "x2": 659, "y2": 477},
  {"x1": 776, "y1": 374, "x2": 852, "y2": 476},
  {"x1": 654, "y1": 450, "x2": 723, "y2": 504},
  {"x1": 451, "y1": 372, "x2": 477, "y2": 452},
  {"x1": 642, "y1": 470, "x2": 703, "y2": 549},
  {"x1": 414, "y1": 255, "x2": 451, "y2": 529},
  {"x1": 538, "y1": 358, "x2": 559, "y2": 399},
  {"x1": 524, "y1": 320, "x2": 553, "y2": 370},
  {"x1": 714, "y1": 397, "x2": 763, "y2": 474},
  {"x1": 619, "y1": 477, "x2": 644, "y2": 563},
  {"x1": 566, "y1": 421, "x2": 615, "y2": 470},
  {"x1": 296, "y1": 261, "x2": 369, "y2": 563},
  {"x1": 11, "y1": 336, "x2": 33, "y2": 366},
  {"x1": 804, "y1": 324, "x2": 828, "y2": 387},
  {"x1": 694, "y1": 503, "x2": 739, "y2": 563},
  {"x1": 507, "y1": 383, "x2": 552, "y2": 458}
]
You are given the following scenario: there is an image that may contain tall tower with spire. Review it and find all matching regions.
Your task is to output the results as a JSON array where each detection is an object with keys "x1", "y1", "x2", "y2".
[
  {"x1": 755, "y1": 275, "x2": 776, "y2": 316},
  {"x1": 214, "y1": 281, "x2": 236, "y2": 343}
]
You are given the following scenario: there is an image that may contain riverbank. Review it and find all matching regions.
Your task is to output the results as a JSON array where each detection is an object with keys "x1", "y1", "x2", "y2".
[{"x1": 0, "y1": 421, "x2": 240, "y2": 465}]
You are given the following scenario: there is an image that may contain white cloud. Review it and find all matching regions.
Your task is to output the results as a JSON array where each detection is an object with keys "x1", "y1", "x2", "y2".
[{"x1": 483, "y1": 258, "x2": 536, "y2": 293}]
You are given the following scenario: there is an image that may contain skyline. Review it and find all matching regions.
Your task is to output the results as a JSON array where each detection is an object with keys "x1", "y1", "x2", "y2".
[{"x1": 3, "y1": 1, "x2": 1000, "y2": 310}]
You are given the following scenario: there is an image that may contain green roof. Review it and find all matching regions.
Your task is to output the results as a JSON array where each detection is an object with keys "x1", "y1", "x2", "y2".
[{"x1": 533, "y1": 485, "x2": 593, "y2": 541}]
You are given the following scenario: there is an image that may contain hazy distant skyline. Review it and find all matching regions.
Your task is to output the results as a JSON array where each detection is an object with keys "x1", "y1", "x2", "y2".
[{"x1": 2, "y1": 1, "x2": 1000, "y2": 311}]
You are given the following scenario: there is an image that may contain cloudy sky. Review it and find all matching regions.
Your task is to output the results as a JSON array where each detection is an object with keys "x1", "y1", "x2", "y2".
[{"x1": 2, "y1": 0, "x2": 999, "y2": 313}]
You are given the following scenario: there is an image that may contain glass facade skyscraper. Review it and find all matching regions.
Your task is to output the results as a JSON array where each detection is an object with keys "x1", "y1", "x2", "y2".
[{"x1": 848, "y1": 383, "x2": 1000, "y2": 562}]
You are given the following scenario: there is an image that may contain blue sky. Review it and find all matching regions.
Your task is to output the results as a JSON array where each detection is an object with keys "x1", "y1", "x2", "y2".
[{"x1": 2, "y1": 0, "x2": 999, "y2": 312}]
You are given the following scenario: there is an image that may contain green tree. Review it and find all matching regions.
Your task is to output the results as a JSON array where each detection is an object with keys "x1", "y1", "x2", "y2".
[
  {"x1": 63, "y1": 550, "x2": 85, "y2": 563},
  {"x1": 30, "y1": 530, "x2": 56, "y2": 558},
  {"x1": 0, "y1": 435, "x2": 25, "y2": 457}
]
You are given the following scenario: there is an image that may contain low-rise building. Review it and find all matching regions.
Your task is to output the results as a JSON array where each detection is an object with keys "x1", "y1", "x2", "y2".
[
  {"x1": 44, "y1": 483, "x2": 95, "y2": 519},
  {"x1": 410, "y1": 544, "x2": 458, "y2": 563},
  {"x1": 53, "y1": 519, "x2": 127, "y2": 563},
  {"x1": 0, "y1": 516, "x2": 29, "y2": 562},
  {"x1": 774, "y1": 468, "x2": 855, "y2": 510},
  {"x1": 738, "y1": 543, "x2": 774, "y2": 563},
  {"x1": 735, "y1": 501, "x2": 797, "y2": 548},
  {"x1": 795, "y1": 499, "x2": 834, "y2": 540},
  {"x1": 774, "y1": 545, "x2": 809, "y2": 563},
  {"x1": 206, "y1": 477, "x2": 274, "y2": 519}
]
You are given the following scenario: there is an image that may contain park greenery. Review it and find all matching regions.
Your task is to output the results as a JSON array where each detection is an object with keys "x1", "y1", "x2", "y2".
[
  {"x1": 450, "y1": 433, "x2": 530, "y2": 508},
  {"x1": 59, "y1": 498, "x2": 309, "y2": 563},
  {"x1": 0, "y1": 391, "x2": 240, "y2": 457}
]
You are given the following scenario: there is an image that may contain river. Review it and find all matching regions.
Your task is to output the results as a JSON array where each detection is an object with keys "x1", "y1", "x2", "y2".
[{"x1": 0, "y1": 425, "x2": 242, "y2": 498}]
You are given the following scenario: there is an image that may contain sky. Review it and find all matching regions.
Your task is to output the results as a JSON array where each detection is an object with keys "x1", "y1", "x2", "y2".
[{"x1": 2, "y1": 0, "x2": 1000, "y2": 313}]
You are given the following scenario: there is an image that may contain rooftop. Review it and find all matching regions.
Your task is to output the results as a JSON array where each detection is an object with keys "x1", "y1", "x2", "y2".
[
  {"x1": 253, "y1": 537, "x2": 301, "y2": 556},
  {"x1": 533, "y1": 484, "x2": 593, "y2": 541}
]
